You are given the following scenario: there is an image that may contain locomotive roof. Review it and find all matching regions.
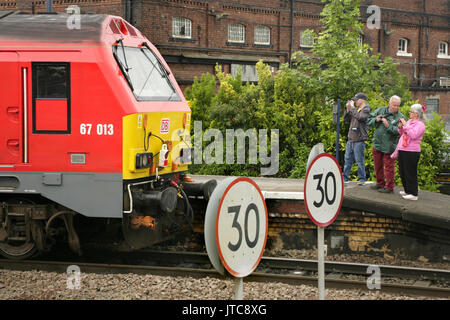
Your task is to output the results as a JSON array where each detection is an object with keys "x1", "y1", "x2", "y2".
[{"x1": 0, "y1": 12, "x2": 108, "y2": 42}]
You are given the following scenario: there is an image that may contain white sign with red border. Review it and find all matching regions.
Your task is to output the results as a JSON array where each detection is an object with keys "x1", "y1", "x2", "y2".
[
  {"x1": 205, "y1": 177, "x2": 268, "y2": 278},
  {"x1": 304, "y1": 153, "x2": 344, "y2": 227}
]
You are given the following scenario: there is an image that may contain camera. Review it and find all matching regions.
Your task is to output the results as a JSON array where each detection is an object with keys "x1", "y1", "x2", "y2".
[{"x1": 381, "y1": 112, "x2": 393, "y2": 119}]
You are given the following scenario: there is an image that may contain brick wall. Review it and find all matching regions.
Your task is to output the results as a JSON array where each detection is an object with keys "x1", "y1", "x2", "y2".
[
  {"x1": 2, "y1": 0, "x2": 448, "y2": 121},
  {"x1": 190, "y1": 197, "x2": 450, "y2": 261},
  {"x1": 138, "y1": 0, "x2": 449, "y2": 122},
  {"x1": 265, "y1": 199, "x2": 450, "y2": 261}
]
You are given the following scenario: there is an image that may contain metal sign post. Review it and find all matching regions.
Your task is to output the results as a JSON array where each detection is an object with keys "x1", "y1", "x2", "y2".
[
  {"x1": 304, "y1": 153, "x2": 344, "y2": 300},
  {"x1": 204, "y1": 177, "x2": 268, "y2": 300},
  {"x1": 234, "y1": 277, "x2": 244, "y2": 300},
  {"x1": 335, "y1": 99, "x2": 341, "y2": 162},
  {"x1": 317, "y1": 226, "x2": 325, "y2": 300}
]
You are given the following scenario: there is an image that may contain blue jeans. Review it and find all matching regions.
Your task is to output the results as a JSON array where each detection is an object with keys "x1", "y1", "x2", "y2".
[{"x1": 343, "y1": 141, "x2": 366, "y2": 182}]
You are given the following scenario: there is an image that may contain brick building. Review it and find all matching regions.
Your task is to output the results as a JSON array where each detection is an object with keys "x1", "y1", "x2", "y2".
[{"x1": 1, "y1": 0, "x2": 449, "y2": 124}]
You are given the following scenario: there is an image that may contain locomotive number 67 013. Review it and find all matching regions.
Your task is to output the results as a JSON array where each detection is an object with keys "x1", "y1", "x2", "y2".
[
  {"x1": 0, "y1": 13, "x2": 216, "y2": 259},
  {"x1": 80, "y1": 123, "x2": 114, "y2": 136}
]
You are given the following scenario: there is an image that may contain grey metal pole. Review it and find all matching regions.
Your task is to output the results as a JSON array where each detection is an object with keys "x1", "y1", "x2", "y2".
[
  {"x1": 335, "y1": 99, "x2": 341, "y2": 162},
  {"x1": 46, "y1": 0, "x2": 53, "y2": 13},
  {"x1": 233, "y1": 277, "x2": 243, "y2": 300},
  {"x1": 317, "y1": 226, "x2": 325, "y2": 300}
]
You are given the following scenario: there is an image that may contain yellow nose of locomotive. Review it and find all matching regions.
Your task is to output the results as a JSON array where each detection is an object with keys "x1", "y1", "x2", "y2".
[{"x1": 122, "y1": 112, "x2": 192, "y2": 180}]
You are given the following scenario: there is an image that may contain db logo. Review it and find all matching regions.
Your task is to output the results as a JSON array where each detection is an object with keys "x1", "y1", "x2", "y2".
[{"x1": 160, "y1": 118, "x2": 170, "y2": 134}]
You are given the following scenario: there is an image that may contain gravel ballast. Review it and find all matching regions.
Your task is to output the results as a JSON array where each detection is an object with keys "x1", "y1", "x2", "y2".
[{"x1": 0, "y1": 269, "x2": 445, "y2": 300}]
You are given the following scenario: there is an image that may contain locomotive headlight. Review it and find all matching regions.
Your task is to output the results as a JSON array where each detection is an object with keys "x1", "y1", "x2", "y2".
[{"x1": 136, "y1": 152, "x2": 153, "y2": 169}]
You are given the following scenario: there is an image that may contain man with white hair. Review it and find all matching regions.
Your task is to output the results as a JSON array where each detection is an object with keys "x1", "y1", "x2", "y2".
[{"x1": 367, "y1": 95, "x2": 405, "y2": 193}]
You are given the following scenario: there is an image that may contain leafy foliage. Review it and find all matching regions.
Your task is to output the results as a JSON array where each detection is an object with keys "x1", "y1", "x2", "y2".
[{"x1": 184, "y1": 0, "x2": 447, "y2": 191}]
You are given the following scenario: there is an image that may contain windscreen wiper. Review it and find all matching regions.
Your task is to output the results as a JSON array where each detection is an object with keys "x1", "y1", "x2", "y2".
[
  {"x1": 113, "y1": 40, "x2": 134, "y2": 92},
  {"x1": 118, "y1": 38, "x2": 130, "y2": 72},
  {"x1": 141, "y1": 42, "x2": 177, "y2": 97}
]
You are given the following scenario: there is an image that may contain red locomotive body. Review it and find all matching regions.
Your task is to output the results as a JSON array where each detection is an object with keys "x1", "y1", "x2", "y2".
[{"x1": 0, "y1": 13, "x2": 215, "y2": 259}]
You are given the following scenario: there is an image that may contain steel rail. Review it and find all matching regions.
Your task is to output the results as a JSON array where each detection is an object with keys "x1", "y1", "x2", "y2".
[
  {"x1": 115, "y1": 250, "x2": 450, "y2": 282},
  {"x1": 0, "y1": 258, "x2": 449, "y2": 298},
  {"x1": 260, "y1": 256, "x2": 450, "y2": 282}
]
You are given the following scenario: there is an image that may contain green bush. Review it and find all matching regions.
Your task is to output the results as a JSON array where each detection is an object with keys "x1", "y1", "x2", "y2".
[{"x1": 183, "y1": 0, "x2": 449, "y2": 191}]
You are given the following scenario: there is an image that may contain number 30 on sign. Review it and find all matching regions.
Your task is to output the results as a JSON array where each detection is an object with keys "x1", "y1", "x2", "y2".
[
  {"x1": 204, "y1": 177, "x2": 268, "y2": 278},
  {"x1": 304, "y1": 153, "x2": 344, "y2": 227}
]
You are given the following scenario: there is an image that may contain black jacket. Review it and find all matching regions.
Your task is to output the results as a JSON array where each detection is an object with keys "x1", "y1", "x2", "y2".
[{"x1": 344, "y1": 104, "x2": 371, "y2": 142}]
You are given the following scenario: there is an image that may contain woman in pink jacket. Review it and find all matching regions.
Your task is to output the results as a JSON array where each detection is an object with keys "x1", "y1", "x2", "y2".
[{"x1": 397, "y1": 104, "x2": 426, "y2": 200}]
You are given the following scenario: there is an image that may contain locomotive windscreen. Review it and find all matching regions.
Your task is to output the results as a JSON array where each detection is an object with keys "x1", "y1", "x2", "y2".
[{"x1": 113, "y1": 44, "x2": 181, "y2": 102}]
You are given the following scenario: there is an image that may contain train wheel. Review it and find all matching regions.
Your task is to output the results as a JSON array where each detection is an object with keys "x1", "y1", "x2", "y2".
[
  {"x1": 0, "y1": 242, "x2": 36, "y2": 260},
  {"x1": 0, "y1": 198, "x2": 37, "y2": 260}
]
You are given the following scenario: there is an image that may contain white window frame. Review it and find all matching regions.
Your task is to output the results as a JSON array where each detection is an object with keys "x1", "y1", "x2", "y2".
[
  {"x1": 231, "y1": 64, "x2": 258, "y2": 82},
  {"x1": 357, "y1": 35, "x2": 363, "y2": 46},
  {"x1": 440, "y1": 77, "x2": 450, "y2": 88},
  {"x1": 425, "y1": 98, "x2": 439, "y2": 119},
  {"x1": 300, "y1": 30, "x2": 314, "y2": 48},
  {"x1": 437, "y1": 42, "x2": 450, "y2": 59},
  {"x1": 228, "y1": 23, "x2": 245, "y2": 43},
  {"x1": 172, "y1": 17, "x2": 192, "y2": 39},
  {"x1": 397, "y1": 38, "x2": 412, "y2": 57},
  {"x1": 254, "y1": 25, "x2": 270, "y2": 45}
]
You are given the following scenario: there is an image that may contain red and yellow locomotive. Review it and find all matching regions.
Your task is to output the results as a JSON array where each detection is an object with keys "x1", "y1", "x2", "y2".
[{"x1": 0, "y1": 13, "x2": 215, "y2": 259}]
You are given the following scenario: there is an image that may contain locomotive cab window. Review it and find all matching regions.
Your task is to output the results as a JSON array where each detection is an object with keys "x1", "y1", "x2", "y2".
[
  {"x1": 32, "y1": 63, "x2": 71, "y2": 134},
  {"x1": 113, "y1": 43, "x2": 180, "y2": 101}
]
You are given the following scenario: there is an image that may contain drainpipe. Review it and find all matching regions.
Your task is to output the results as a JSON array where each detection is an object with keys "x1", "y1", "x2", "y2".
[
  {"x1": 418, "y1": 0, "x2": 426, "y2": 87},
  {"x1": 128, "y1": 0, "x2": 133, "y2": 23},
  {"x1": 289, "y1": 0, "x2": 294, "y2": 68}
]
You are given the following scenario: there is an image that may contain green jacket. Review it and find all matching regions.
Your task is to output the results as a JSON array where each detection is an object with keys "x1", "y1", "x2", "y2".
[{"x1": 367, "y1": 106, "x2": 404, "y2": 154}]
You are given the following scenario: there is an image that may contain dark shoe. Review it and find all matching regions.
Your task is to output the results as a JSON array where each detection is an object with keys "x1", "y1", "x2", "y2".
[
  {"x1": 370, "y1": 184, "x2": 382, "y2": 190},
  {"x1": 357, "y1": 180, "x2": 366, "y2": 186},
  {"x1": 378, "y1": 188, "x2": 393, "y2": 194}
]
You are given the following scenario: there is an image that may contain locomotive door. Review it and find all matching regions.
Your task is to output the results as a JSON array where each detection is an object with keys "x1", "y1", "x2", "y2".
[{"x1": 0, "y1": 52, "x2": 23, "y2": 164}]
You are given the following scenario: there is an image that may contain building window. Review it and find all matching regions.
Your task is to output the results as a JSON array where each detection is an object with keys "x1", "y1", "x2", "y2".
[
  {"x1": 397, "y1": 38, "x2": 412, "y2": 57},
  {"x1": 231, "y1": 64, "x2": 258, "y2": 82},
  {"x1": 254, "y1": 25, "x2": 270, "y2": 45},
  {"x1": 440, "y1": 77, "x2": 450, "y2": 88},
  {"x1": 357, "y1": 35, "x2": 363, "y2": 46},
  {"x1": 172, "y1": 17, "x2": 192, "y2": 39},
  {"x1": 438, "y1": 42, "x2": 449, "y2": 59},
  {"x1": 425, "y1": 98, "x2": 439, "y2": 120},
  {"x1": 300, "y1": 30, "x2": 314, "y2": 48},
  {"x1": 228, "y1": 23, "x2": 245, "y2": 43}
]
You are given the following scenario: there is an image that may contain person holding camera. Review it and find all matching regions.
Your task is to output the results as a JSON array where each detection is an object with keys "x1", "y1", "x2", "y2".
[
  {"x1": 395, "y1": 104, "x2": 426, "y2": 201},
  {"x1": 343, "y1": 93, "x2": 371, "y2": 185},
  {"x1": 367, "y1": 95, "x2": 404, "y2": 193}
]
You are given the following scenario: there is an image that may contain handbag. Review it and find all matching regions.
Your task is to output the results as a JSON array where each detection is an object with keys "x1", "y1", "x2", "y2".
[
  {"x1": 401, "y1": 132, "x2": 408, "y2": 147},
  {"x1": 390, "y1": 134, "x2": 405, "y2": 160}
]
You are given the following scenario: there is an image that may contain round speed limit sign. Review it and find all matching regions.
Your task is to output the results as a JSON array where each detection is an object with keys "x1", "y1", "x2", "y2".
[
  {"x1": 205, "y1": 177, "x2": 268, "y2": 278},
  {"x1": 304, "y1": 153, "x2": 344, "y2": 227}
]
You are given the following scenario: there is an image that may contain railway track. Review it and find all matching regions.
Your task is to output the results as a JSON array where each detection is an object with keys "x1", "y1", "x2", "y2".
[{"x1": 0, "y1": 250, "x2": 449, "y2": 298}]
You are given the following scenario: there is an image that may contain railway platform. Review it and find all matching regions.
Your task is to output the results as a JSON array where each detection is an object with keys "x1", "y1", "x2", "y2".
[
  {"x1": 191, "y1": 175, "x2": 450, "y2": 261},
  {"x1": 192, "y1": 175, "x2": 450, "y2": 231}
]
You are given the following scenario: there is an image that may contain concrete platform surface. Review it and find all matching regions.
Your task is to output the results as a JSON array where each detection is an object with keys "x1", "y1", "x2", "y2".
[{"x1": 191, "y1": 175, "x2": 450, "y2": 230}]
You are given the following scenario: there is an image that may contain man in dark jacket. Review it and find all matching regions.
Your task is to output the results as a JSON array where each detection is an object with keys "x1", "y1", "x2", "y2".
[
  {"x1": 367, "y1": 95, "x2": 404, "y2": 193},
  {"x1": 343, "y1": 92, "x2": 371, "y2": 184}
]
